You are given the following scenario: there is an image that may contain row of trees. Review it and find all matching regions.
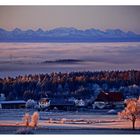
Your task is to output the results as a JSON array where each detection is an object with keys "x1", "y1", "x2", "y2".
[{"x1": 0, "y1": 70, "x2": 140, "y2": 101}]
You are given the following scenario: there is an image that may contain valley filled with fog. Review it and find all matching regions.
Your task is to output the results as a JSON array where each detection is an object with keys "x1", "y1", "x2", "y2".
[{"x1": 0, "y1": 42, "x2": 140, "y2": 78}]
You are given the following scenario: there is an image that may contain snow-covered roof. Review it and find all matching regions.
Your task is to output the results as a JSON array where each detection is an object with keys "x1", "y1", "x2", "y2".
[{"x1": 0, "y1": 100, "x2": 26, "y2": 104}]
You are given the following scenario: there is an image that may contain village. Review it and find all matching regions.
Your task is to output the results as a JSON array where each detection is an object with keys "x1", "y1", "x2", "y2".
[
  {"x1": 0, "y1": 4, "x2": 140, "y2": 136},
  {"x1": 0, "y1": 70, "x2": 140, "y2": 134},
  {"x1": 0, "y1": 91, "x2": 124, "y2": 111},
  {"x1": 0, "y1": 95, "x2": 140, "y2": 134},
  {"x1": 0, "y1": 70, "x2": 140, "y2": 111}
]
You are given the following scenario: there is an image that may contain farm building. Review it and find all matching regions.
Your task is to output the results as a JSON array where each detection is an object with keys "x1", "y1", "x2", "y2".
[
  {"x1": 0, "y1": 100, "x2": 26, "y2": 109},
  {"x1": 49, "y1": 98, "x2": 76, "y2": 111},
  {"x1": 93, "y1": 92, "x2": 124, "y2": 109},
  {"x1": 38, "y1": 98, "x2": 50, "y2": 110}
]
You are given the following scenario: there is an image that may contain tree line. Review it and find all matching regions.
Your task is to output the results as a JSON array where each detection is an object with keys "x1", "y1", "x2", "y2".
[{"x1": 0, "y1": 70, "x2": 140, "y2": 101}]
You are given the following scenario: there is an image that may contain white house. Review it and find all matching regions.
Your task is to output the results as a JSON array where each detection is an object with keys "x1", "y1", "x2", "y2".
[{"x1": 39, "y1": 98, "x2": 50, "y2": 110}]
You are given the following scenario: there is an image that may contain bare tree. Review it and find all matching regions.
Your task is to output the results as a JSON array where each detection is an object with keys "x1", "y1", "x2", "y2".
[
  {"x1": 30, "y1": 112, "x2": 39, "y2": 129},
  {"x1": 118, "y1": 98, "x2": 140, "y2": 129}
]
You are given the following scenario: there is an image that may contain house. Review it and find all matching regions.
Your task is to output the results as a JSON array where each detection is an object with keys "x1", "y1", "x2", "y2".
[
  {"x1": 75, "y1": 99, "x2": 86, "y2": 107},
  {"x1": 0, "y1": 100, "x2": 26, "y2": 109},
  {"x1": 49, "y1": 98, "x2": 76, "y2": 111},
  {"x1": 38, "y1": 98, "x2": 50, "y2": 110},
  {"x1": 93, "y1": 92, "x2": 124, "y2": 109}
]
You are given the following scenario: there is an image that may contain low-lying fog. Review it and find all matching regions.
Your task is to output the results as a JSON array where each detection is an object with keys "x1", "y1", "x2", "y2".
[{"x1": 0, "y1": 42, "x2": 140, "y2": 77}]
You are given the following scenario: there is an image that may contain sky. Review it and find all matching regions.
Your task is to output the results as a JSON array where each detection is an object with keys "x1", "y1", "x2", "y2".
[{"x1": 0, "y1": 6, "x2": 140, "y2": 33}]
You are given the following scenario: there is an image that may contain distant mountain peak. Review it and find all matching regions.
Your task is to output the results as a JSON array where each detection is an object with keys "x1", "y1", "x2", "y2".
[
  {"x1": 85, "y1": 28, "x2": 102, "y2": 31},
  {"x1": 52, "y1": 27, "x2": 77, "y2": 30},
  {"x1": 26, "y1": 29, "x2": 34, "y2": 32},
  {"x1": 36, "y1": 28, "x2": 43, "y2": 31},
  {"x1": 106, "y1": 28, "x2": 124, "y2": 33},
  {"x1": 0, "y1": 28, "x2": 6, "y2": 32},
  {"x1": 0, "y1": 27, "x2": 140, "y2": 42},
  {"x1": 49, "y1": 27, "x2": 78, "y2": 33},
  {"x1": 36, "y1": 28, "x2": 44, "y2": 33},
  {"x1": 13, "y1": 28, "x2": 22, "y2": 32},
  {"x1": 127, "y1": 31, "x2": 136, "y2": 35}
]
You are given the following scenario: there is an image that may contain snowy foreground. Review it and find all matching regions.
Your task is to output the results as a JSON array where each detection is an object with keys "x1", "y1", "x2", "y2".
[{"x1": 0, "y1": 109, "x2": 140, "y2": 134}]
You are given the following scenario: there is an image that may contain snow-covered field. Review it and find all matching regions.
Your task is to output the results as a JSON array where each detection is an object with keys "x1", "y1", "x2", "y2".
[{"x1": 0, "y1": 109, "x2": 140, "y2": 134}]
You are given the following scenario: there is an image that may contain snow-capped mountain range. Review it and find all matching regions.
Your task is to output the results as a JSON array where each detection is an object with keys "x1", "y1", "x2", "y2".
[{"x1": 0, "y1": 27, "x2": 140, "y2": 42}]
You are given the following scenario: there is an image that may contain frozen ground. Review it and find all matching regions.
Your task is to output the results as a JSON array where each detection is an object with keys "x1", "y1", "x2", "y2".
[
  {"x1": 1, "y1": 126, "x2": 140, "y2": 134},
  {"x1": 0, "y1": 109, "x2": 140, "y2": 134}
]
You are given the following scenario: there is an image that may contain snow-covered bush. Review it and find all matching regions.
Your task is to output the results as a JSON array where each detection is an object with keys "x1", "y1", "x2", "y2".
[
  {"x1": 0, "y1": 93, "x2": 6, "y2": 101},
  {"x1": 22, "y1": 113, "x2": 31, "y2": 127},
  {"x1": 75, "y1": 99, "x2": 86, "y2": 107},
  {"x1": 34, "y1": 104, "x2": 40, "y2": 110},
  {"x1": 119, "y1": 84, "x2": 140, "y2": 98},
  {"x1": 107, "y1": 109, "x2": 117, "y2": 114},
  {"x1": 91, "y1": 83, "x2": 102, "y2": 97},
  {"x1": 30, "y1": 112, "x2": 39, "y2": 128},
  {"x1": 26, "y1": 99, "x2": 37, "y2": 109}
]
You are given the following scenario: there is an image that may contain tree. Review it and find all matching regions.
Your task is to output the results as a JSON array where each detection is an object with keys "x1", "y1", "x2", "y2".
[
  {"x1": 38, "y1": 91, "x2": 48, "y2": 99},
  {"x1": 0, "y1": 93, "x2": 6, "y2": 101},
  {"x1": 7, "y1": 92, "x2": 16, "y2": 100},
  {"x1": 128, "y1": 84, "x2": 140, "y2": 98},
  {"x1": 118, "y1": 98, "x2": 140, "y2": 129},
  {"x1": 23, "y1": 90, "x2": 34, "y2": 101},
  {"x1": 57, "y1": 84, "x2": 63, "y2": 94},
  {"x1": 22, "y1": 113, "x2": 31, "y2": 127},
  {"x1": 91, "y1": 83, "x2": 101, "y2": 98},
  {"x1": 30, "y1": 112, "x2": 39, "y2": 129}
]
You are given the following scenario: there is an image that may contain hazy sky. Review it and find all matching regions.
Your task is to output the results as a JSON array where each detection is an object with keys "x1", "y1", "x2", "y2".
[{"x1": 0, "y1": 6, "x2": 140, "y2": 33}]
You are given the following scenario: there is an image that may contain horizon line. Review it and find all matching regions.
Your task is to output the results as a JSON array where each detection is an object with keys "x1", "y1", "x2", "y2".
[{"x1": 0, "y1": 27, "x2": 139, "y2": 34}]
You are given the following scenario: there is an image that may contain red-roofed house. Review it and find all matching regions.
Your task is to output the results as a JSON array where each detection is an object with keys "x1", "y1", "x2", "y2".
[{"x1": 93, "y1": 92, "x2": 124, "y2": 109}]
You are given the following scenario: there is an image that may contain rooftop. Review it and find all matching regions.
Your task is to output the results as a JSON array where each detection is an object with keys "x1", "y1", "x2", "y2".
[{"x1": 0, "y1": 100, "x2": 26, "y2": 104}]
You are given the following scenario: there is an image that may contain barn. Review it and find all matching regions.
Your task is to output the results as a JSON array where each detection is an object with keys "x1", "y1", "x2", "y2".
[
  {"x1": 93, "y1": 92, "x2": 124, "y2": 109},
  {"x1": 0, "y1": 100, "x2": 26, "y2": 109},
  {"x1": 49, "y1": 98, "x2": 76, "y2": 111}
]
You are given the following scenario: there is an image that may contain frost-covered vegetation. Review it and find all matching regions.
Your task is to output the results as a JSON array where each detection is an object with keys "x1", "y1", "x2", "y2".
[
  {"x1": 0, "y1": 70, "x2": 140, "y2": 101},
  {"x1": 118, "y1": 98, "x2": 140, "y2": 129},
  {"x1": 22, "y1": 112, "x2": 39, "y2": 128}
]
